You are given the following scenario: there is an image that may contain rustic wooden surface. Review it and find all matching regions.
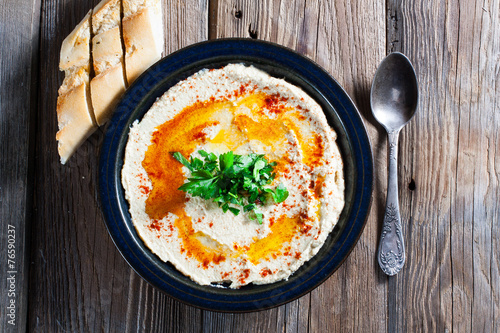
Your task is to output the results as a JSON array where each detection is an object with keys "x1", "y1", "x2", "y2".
[
  {"x1": 0, "y1": 0, "x2": 40, "y2": 332},
  {"x1": 0, "y1": 0, "x2": 498, "y2": 331}
]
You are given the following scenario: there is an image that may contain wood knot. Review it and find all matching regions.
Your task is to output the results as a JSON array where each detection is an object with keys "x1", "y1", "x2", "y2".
[{"x1": 248, "y1": 24, "x2": 257, "y2": 39}]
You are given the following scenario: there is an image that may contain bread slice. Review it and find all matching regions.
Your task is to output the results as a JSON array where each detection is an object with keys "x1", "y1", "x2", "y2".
[
  {"x1": 91, "y1": 0, "x2": 127, "y2": 125},
  {"x1": 122, "y1": 0, "x2": 163, "y2": 84},
  {"x1": 56, "y1": 10, "x2": 97, "y2": 164}
]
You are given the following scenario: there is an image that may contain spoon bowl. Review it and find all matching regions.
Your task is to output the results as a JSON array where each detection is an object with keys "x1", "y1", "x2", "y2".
[
  {"x1": 371, "y1": 53, "x2": 418, "y2": 131},
  {"x1": 370, "y1": 52, "x2": 418, "y2": 276}
]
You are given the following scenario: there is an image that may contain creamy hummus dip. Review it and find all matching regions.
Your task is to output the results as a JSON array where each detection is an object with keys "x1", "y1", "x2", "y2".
[{"x1": 122, "y1": 64, "x2": 344, "y2": 288}]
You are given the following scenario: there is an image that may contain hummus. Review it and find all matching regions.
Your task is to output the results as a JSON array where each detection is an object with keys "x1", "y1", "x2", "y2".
[{"x1": 122, "y1": 64, "x2": 344, "y2": 288}]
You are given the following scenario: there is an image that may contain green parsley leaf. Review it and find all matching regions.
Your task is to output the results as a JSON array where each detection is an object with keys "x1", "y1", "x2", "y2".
[
  {"x1": 244, "y1": 203, "x2": 257, "y2": 212},
  {"x1": 219, "y1": 151, "x2": 234, "y2": 171},
  {"x1": 178, "y1": 178, "x2": 217, "y2": 195},
  {"x1": 253, "y1": 159, "x2": 266, "y2": 181},
  {"x1": 190, "y1": 170, "x2": 214, "y2": 179},
  {"x1": 190, "y1": 157, "x2": 204, "y2": 170},
  {"x1": 264, "y1": 183, "x2": 289, "y2": 203},
  {"x1": 274, "y1": 183, "x2": 289, "y2": 203},
  {"x1": 171, "y1": 152, "x2": 193, "y2": 171},
  {"x1": 171, "y1": 150, "x2": 288, "y2": 224},
  {"x1": 250, "y1": 208, "x2": 264, "y2": 224}
]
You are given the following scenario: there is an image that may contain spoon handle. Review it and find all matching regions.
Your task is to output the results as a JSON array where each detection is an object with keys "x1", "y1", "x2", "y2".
[{"x1": 378, "y1": 129, "x2": 406, "y2": 276}]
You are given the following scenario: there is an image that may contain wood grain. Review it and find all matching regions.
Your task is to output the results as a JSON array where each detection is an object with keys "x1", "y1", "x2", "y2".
[
  {"x1": 0, "y1": 0, "x2": 41, "y2": 332},
  {"x1": 390, "y1": 0, "x2": 500, "y2": 331},
  {"x1": 449, "y1": 0, "x2": 500, "y2": 331},
  {"x1": 0, "y1": 0, "x2": 495, "y2": 331}
]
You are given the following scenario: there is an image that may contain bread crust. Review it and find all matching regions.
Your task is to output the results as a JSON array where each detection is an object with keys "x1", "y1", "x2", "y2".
[
  {"x1": 60, "y1": 11, "x2": 92, "y2": 71},
  {"x1": 92, "y1": 0, "x2": 121, "y2": 35},
  {"x1": 90, "y1": 61, "x2": 126, "y2": 125},
  {"x1": 122, "y1": 0, "x2": 163, "y2": 84},
  {"x1": 91, "y1": 0, "x2": 127, "y2": 125},
  {"x1": 56, "y1": 83, "x2": 95, "y2": 164},
  {"x1": 56, "y1": 10, "x2": 97, "y2": 164}
]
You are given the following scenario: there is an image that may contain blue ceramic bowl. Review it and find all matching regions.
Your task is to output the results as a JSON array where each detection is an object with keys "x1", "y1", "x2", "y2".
[{"x1": 99, "y1": 39, "x2": 373, "y2": 312}]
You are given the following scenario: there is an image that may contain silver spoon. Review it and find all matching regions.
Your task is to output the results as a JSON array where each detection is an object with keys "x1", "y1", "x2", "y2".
[{"x1": 370, "y1": 52, "x2": 418, "y2": 276}]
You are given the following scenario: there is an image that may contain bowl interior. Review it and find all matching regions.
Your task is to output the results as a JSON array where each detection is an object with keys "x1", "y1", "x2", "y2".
[{"x1": 100, "y1": 39, "x2": 372, "y2": 312}]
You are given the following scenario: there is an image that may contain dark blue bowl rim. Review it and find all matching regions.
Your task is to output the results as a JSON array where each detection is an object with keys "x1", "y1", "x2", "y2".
[{"x1": 99, "y1": 38, "x2": 373, "y2": 312}]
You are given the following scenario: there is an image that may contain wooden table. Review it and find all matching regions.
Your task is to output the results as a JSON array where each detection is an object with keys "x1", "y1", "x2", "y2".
[{"x1": 1, "y1": 0, "x2": 499, "y2": 331}]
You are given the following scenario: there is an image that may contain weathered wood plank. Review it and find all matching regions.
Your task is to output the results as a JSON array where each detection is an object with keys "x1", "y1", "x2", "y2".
[
  {"x1": 28, "y1": 0, "x2": 207, "y2": 331},
  {"x1": 451, "y1": 0, "x2": 500, "y2": 331},
  {"x1": 390, "y1": 0, "x2": 500, "y2": 332},
  {"x1": 0, "y1": 0, "x2": 41, "y2": 331},
  {"x1": 389, "y1": 0, "x2": 456, "y2": 331},
  {"x1": 163, "y1": 0, "x2": 209, "y2": 54},
  {"x1": 398, "y1": 0, "x2": 457, "y2": 328},
  {"x1": 28, "y1": 2, "x2": 119, "y2": 330},
  {"x1": 308, "y1": 1, "x2": 386, "y2": 332}
]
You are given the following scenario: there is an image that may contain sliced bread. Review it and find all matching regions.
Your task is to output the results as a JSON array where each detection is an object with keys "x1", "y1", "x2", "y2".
[
  {"x1": 56, "y1": 10, "x2": 97, "y2": 164},
  {"x1": 91, "y1": 0, "x2": 127, "y2": 125},
  {"x1": 122, "y1": 0, "x2": 164, "y2": 84}
]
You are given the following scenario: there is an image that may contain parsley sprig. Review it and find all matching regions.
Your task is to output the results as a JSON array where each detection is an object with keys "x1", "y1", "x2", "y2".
[{"x1": 172, "y1": 150, "x2": 289, "y2": 224}]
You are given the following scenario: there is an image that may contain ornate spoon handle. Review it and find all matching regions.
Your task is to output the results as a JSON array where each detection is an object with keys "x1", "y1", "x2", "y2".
[{"x1": 378, "y1": 129, "x2": 405, "y2": 276}]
